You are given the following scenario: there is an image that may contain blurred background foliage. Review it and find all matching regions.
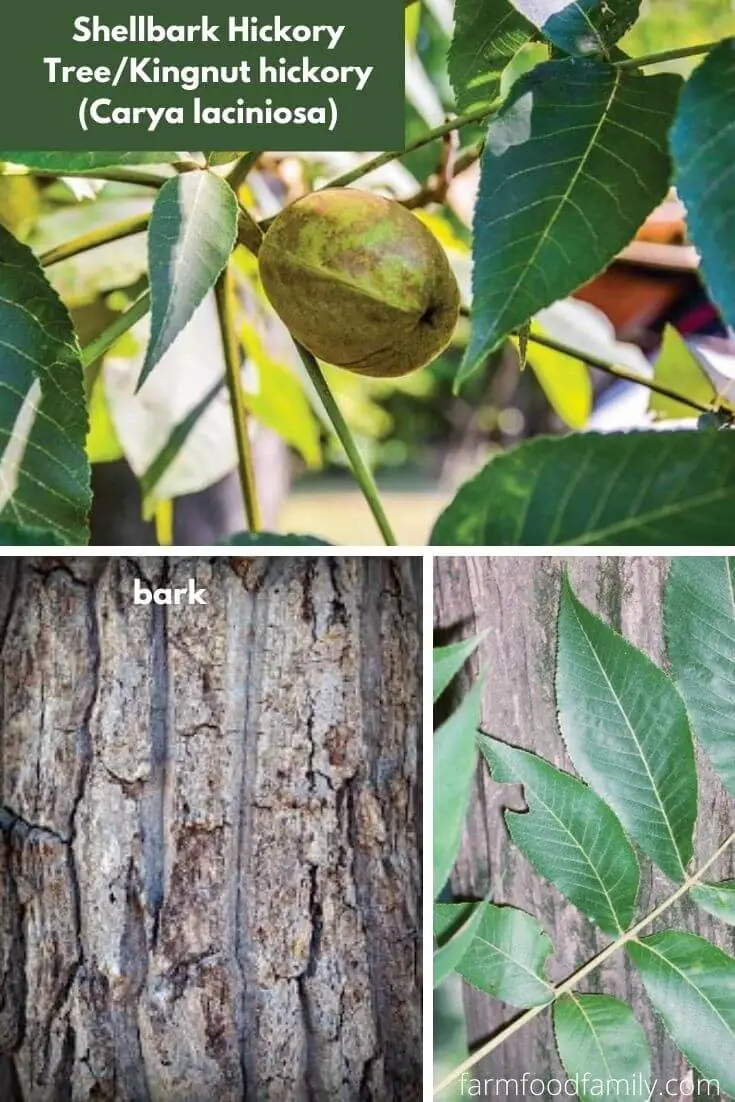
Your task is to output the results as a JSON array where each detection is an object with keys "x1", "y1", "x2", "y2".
[{"x1": 1, "y1": 0, "x2": 733, "y2": 545}]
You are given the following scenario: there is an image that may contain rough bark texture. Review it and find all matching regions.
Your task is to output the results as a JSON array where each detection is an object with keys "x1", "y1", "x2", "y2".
[
  {"x1": 434, "y1": 556, "x2": 735, "y2": 1100},
  {"x1": 0, "y1": 557, "x2": 422, "y2": 1102}
]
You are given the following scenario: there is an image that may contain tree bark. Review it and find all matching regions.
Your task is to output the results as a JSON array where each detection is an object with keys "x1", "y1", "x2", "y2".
[
  {"x1": 434, "y1": 556, "x2": 735, "y2": 1099},
  {"x1": 0, "y1": 557, "x2": 422, "y2": 1101}
]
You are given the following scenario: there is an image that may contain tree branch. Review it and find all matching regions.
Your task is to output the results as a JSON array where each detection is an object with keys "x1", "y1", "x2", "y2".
[
  {"x1": 40, "y1": 213, "x2": 150, "y2": 267},
  {"x1": 434, "y1": 829, "x2": 735, "y2": 1096},
  {"x1": 81, "y1": 290, "x2": 151, "y2": 368}
]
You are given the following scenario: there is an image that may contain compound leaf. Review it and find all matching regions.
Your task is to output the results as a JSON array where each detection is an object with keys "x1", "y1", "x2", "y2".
[
  {"x1": 0, "y1": 225, "x2": 89, "y2": 543},
  {"x1": 459, "y1": 60, "x2": 679, "y2": 385},
  {"x1": 445, "y1": 901, "x2": 554, "y2": 1007},
  {"x1": 556, "y1": 577, "x2": 697, "y2": 883},
  {"x1": 665, "y1": 556, "x2": 735, "y2": 797},
  {"x1": 478, "y1": 735, "x2": 639, "y2": 934},
  {"x1": 554, "y1": 994, "x2": 651, "y2": 1101},
  {"x1": 430, "y1": 431, "x2": 735, "y2": 546},
  {"x1": 434, "y1": 631, "x2": 487, "y2": 703},
  {"x1": 434, "y1": 680, "x2": 483, "y2": 897},
  {"x1": 449, "y1": 0, "x2": 533, "y2": 113},
  {"x1": 628, "y1": 932, "x2": 735, "y2": 1096},
  {"x1": 671, "y1": 39, "x2": 735, "y2": 334},
  {"x1": 138, "y1": 170, "x2": 238, "y2": 389}
]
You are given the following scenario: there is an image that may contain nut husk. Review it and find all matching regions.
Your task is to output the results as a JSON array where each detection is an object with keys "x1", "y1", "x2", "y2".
[{"x1": 258, "y1": 188, "x2": 460, "y2": 378}]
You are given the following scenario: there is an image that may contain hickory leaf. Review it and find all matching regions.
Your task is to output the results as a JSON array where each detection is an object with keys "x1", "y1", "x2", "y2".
[
  {"x1": 0, "y1": 225, "x2": 90, "y2": 543},
  {"x1": 478, "y1": 735, "x2": 639, "y2": 934},
  {"x1": 554, "y1": 994, "x2": 651, "y2": 1101},
  {"x1": 434, "y1": 679, "x2": 483, "y2": 897},
  {"x1": 449, "y1": 0, "x2": 533, "y2": 113},
  {"x1": 509, "y1": 1, "x2": 641, "y2": 57},
  {"x1": 690, "y1": 881, "x2": 735, "y2": 925},
  {"x1": 433, "y1": 631, "x2": 487, "y2": 703},
  {"x1": 138, "y1": 171, "x2": 239, "y2": 390},
  {"x1": 671, "y1": 39, "x2": 735, "y2": 334},
  {"x1": 665, "y1": 557, "x2": 735, "y2": 797},
  {"x1": 433, "y1": 900, "x2": 487, "y2": 987},
  {"x1": 556, "y1": 577, "x2": 697, "y2": 883},
  {"x1": 459, "y1": 61, "x2": 679, "y2": 386},
  {"x1": 439, "y1": 902, "x2": 554, "y2": 1007},
  {"x1": 628, "y1": 932, "x2": 735, "y2": 1096},
  {"x1": 430, "y1": 431, "x2": 735, "y2": 545}
]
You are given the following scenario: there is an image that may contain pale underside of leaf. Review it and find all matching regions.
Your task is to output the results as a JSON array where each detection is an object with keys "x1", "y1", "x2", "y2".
[
  {"x1": 430, "y1": 431, "x2": 735, "y2": 546},
  {"x1": 556, "y1": 578, "x2": 696, "y2": 883},
  {"x1": 690, "y1": 880, "x2": 735, "y2": 925},
  {"x1": 511, "y1": 0, "x2": 641, "y2": 57},
  {"x1": 139, "y1": 171, "x2": 238, "y2": 388}
]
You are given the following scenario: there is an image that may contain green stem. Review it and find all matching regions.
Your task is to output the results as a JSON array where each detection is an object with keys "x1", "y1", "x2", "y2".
[
  {"x1": 33, "y1": 166, "x2": 169, "y2": 189},
  {"x1": 616, "y1": 41, "x2": 718, "y2": 69},
  {"x1": 296, "y1": 345, "x2": 398, "y2": 546},
  {"x1": 40, "y1": 213, "x2": 151, "y2": 268},
  {"x1": 81, "y1": 290, "x2": 151, "y2": 368},
  {"x1": 434, "y1": 829, "x2": 735, "y2": 1096},
  {"x1": 459, "y1": 305, "x2": 717, "y2": 414},
  {"x1": 214, "y1": 266, "x2": 262, "y2": 533},
  {"x1": 320, "y1": 102, "x2": 501, "y2": 192},
  {"x1": 226, "y1": 151, "x2": 262, "y2": 192}
]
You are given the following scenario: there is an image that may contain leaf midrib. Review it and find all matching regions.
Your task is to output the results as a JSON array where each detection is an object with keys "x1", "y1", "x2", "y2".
[{"x1": 634, "y1": 938, "x2": 735, "y2": 1045}]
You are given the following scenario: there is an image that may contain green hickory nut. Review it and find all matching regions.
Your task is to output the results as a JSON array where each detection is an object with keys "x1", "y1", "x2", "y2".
[{"x1": 258, "y1": 188, "x2": 460, "y2": 378}]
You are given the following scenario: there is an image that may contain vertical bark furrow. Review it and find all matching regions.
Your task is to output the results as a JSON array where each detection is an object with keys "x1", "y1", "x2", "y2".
[{"x1": 0, "y1": 558, "x2": 421, "y2": 1102}]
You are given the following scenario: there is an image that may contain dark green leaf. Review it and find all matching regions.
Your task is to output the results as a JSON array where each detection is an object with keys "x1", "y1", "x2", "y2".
[
  {"x1": 478, "y1": 735, "x2": 639, "y2": 934},
  {"x1": 459, "y1": 61, "x2": 679, "y2": 385},
  {"x1": 554, "y1": 994, "x2": 651, "y2": 1101},
  {"x1": 218, "y1": 533, "x2": 331, "y2": 546},
  {"x1": 0, "y1": 225, "x2": 90, "y2": 543},
  {"x1": 0, "y1": 152, "x2": 179, "y2": 171},
  {"x1": 556, "y1": 578, "x2": 697, "y2": 883},
  {"x1": 434, "y1": 680, "x2": 482, "y2": 898},
  {"x1": 449, "y1": 902, "x2": 554, "y2": 1006},
  {"x1": 510, "y1": 1, "x2": 640, "y2": 57},
  {"x1": 138, "y1": 171, "x2": 238, "y2": 389},
  {"x1": 449, "y1": 0, "x2": 532, "y2": 113},
  {"x1": 433, "y1": 900, "x2": 486, "y2": 987},
  {"x1": 671, "y1": 39, "x2": 735, "y2": 333},
  {"x1": 430, "y1": 431, "x2": 735, "y2": 546},
  {"x1": 690, "y1": 881, "x2": 735, "y2": 925},
  {"x1": 666, "y1": 557, "x2": 735, "y2": 797},
  {"x1": 433, "y1": 632, "x2": 487, "y2": 703},
  {"x1": 0, "y1": 519, "x2": 66, "y2": 545},
  {"x1": 628, "y1": 932, "x2": 735, "y2": 1095}
]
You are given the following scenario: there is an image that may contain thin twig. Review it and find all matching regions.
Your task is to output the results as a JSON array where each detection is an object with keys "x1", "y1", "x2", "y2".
[
  {"x1": 226, "y1": 151, "x2": 262, "y2": 192},
  {"x1": 434, "y1": 830, "x2": 735, "y2": 1095},
  {"x1": 40, "y1": 213, "x2": 150, "y2": 267},
  {"x1": 615, "y1": 41, "x2": 718, "y2": 69},
  {"x1": 81, "y1": 290, "x2": 151, "y2": 368},
  {"x1": 214, "y1": 267, "x2": 262, "y2": 533}
]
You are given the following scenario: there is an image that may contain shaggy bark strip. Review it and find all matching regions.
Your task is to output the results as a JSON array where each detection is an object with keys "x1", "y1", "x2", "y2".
[{"x1": 0, "y1": 558, "x2": 422, "y2": 1102}]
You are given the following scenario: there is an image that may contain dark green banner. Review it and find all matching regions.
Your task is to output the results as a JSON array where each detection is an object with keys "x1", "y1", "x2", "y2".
[{"x1": 0, "y1": 1, "x2": 404, "y2": 150}]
